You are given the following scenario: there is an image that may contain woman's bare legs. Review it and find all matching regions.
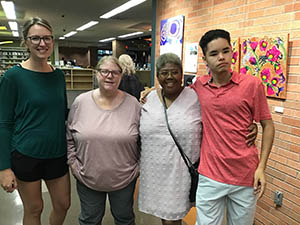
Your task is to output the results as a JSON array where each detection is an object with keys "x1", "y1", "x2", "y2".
[
  {"x1": 17, "y1": 179, "x2": 43, "y2": 225},
  {"x1": 45, "y1": 172, "x2": 71, "y2": 225}
]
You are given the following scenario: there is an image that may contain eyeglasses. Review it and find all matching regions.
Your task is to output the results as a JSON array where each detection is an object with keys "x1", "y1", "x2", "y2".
[
  {"x1": 26, "y1": 35, "x2": 54, "y2": 45},
  {"x1": 98, "y1": 69, "x2": 122, "y2": 77},
  {"x1": 158, "y1": 70, "x2": 180, "y2": 77}
]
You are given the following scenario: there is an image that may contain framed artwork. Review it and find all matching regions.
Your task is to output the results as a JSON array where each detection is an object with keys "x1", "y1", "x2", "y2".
[
  {"x1": 160, "y1": 15, "x2": 184, "y2": 59},
  {"x1": 240, "y1": 35, "x2": 289, "y2": 99},
  {"x1": 231, "y1": 38, "x2": 240, "y2": 73},
  {"x1": 184, "y1": 43, "x2": 198, "y2": 73}
]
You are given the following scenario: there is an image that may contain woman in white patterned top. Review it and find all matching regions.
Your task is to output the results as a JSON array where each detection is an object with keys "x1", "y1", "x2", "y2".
[{"x1": 138, "y1": 53, "x2": 202, "y2": 225}]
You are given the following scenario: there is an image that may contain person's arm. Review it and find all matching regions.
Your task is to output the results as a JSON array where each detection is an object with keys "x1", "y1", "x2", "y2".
[
  {"x1": 246, "y1": 122, "x2": 258, "y2": 146},
  {"x1": 63, "y1": 72, "x2": 69, "y2": 120},
  {"x1": 0, "y1": 75, "x2": 18, "y2": 192},
  {"x1": 66, "y1": 122, "x2": 76, "y2": 166},
  {"x1": 140, "y1": 87, "x2": 155, "y2": 104},
  {"x1": 66, "y1": 100, "x2": 78, "y2": 167},
  {"x1": 253, "y1": 119, "x2": 275, "y2": 198}
]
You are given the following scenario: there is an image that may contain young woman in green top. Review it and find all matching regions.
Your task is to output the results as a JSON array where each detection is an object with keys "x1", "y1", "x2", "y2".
[{"x1": 0, "y1": 17, "x2": 70, "y2": 225}]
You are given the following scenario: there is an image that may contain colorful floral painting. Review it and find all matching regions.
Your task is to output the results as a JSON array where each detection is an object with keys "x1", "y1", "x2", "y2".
[
  {"x1": 231, "y1": 38, "x2": 240, "y2": 73},
  {"x1": 240, "y1": 35, "x2": 289, "y2": 99}
]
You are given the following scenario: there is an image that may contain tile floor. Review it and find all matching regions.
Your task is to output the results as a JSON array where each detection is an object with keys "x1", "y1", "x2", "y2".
[{"x1": 0, "y1": 175, "x2": 192, "y2": 225}]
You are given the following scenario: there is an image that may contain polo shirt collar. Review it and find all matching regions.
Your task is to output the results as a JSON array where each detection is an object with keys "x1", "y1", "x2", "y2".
[{"x1": 201, "y1": 71, "x2": 240, "y2": 85}]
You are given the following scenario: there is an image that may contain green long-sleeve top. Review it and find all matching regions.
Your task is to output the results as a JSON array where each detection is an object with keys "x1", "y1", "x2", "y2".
[{"x1": 0, "y1": 65, "x2": 68, "y2": 170}]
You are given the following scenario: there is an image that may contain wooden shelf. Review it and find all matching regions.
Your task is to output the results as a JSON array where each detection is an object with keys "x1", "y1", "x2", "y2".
[
  {"x1": 73, "y1": 80, "x2": 92, "y2": 83},
  {"x1": 61, "y1": 68, "x2": 95, "y2": 90}
]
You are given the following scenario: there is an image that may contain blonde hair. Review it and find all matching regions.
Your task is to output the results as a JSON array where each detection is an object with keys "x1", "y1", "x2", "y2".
[{"x1": 118, "y1": 54, "x2": 136, "y2": 75}]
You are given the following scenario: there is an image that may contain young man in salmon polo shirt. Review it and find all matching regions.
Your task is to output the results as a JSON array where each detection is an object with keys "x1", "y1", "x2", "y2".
[{"x1": 191, "y1": 29, "x2": 275, "y2": 225}]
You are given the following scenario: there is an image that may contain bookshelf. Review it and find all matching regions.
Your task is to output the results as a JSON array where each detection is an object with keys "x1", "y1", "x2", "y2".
[
  {"x1": 0, "y1": 47, "x2": 29, "y2": 75},
  {"x1": 61, "y1": 68, "x2": 95, "y2": 90}
]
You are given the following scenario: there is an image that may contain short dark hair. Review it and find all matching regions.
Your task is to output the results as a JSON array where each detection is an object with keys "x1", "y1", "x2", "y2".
[
  {"x1": 199, "y1": 29, "x2": 231, "y2": 56},
  {"x1": 156, "y1": 53, "x2": 182, "y2": 77}
]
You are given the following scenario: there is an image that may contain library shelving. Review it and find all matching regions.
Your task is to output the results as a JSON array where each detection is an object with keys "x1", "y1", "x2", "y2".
[
  {"x1": 0, "y1": 47, "x2": 29, "y2": 75},
  {"x1": 61, "y1": 68, "x2": 95, "y2": 90}
]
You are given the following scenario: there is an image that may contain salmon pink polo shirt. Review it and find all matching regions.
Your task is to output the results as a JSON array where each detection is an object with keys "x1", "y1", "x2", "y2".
[{"x1": 191, "y1": 72, "x2": 272, "y2": 186}]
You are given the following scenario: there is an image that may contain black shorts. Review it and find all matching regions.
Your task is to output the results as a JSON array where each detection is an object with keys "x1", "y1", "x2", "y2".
[{"x1": 11, "y1": 150, "x2": 69, "y2": 182}]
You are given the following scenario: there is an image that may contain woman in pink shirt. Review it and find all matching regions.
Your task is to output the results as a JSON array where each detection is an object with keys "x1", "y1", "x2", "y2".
[{"x1": 66, "y1": 56, "x2": 141, "y2": 225}]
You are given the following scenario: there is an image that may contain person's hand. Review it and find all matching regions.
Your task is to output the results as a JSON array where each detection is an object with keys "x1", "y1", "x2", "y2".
[
  {"x1": 70, "y1": 162, "x2": 77, "y2": 173},
  {"x1": 140, "y1": 87, "x2": 155, "y2": 104},
  {"x1": 0, "y1": 169, "x2": 17, "y2": 193},
  {"x1": 253, "y1": 168, "x2": 265, "y2": 198},
  {"x1": 246, "y1": 123, "x2": 258, "y2": 146}
]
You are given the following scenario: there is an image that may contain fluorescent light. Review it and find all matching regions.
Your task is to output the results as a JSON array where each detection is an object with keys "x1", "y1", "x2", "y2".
[
  {"x1": 8, "y1": 21, "x2": 18, "y2": 31},
  {"x1": 118, "y1": 31, "x2": 143, "y2": 38},
  {"x1": 12, "y1": 31, "x2": 19, "y2": 37},
  {"x1": 0, "y1": 40, "x2": 13, "y2": 45},
  {"x1": 99, "y1": 37, "x2": 116, "y2": 42},
  {"x1": 64, "y1": 31, "x2": 77, "y2": 37},
  {"x1": 76, "y1": 21, "x2": 99, "y2": 31},
  {"x1": 59, "y1": 37, "x2": 65, "y2": 40},
  {"x1": 0, "y1": 26, "x2": 7, "y2": 30},
  {"x1": 1, "y1": 1, "x2": 16, "y2": 20},
  {"x1": 100, "y1": 0, "x2": 146, "y2": 19}
]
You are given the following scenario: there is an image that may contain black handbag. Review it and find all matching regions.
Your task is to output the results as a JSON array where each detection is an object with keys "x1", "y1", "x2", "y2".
[{"x1": 161, "y1": 89, "x2": 199, "y2": 203}]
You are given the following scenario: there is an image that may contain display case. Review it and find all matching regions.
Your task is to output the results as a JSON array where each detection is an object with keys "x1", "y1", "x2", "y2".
[
  {"x1": 61, "y1": 68, "x2": 95, "y2": 90},
  {"x1": 0, "y1": 47, "x2": 29, "y2": 75}
]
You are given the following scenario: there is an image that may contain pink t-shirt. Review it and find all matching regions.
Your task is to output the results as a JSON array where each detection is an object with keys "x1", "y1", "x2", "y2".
[
  {"x1": 66, "y1": 90, "x2": 141, "y2": 191},
  {"x1": 191, "y1": 72, "x2": 272, "y2": 186}
]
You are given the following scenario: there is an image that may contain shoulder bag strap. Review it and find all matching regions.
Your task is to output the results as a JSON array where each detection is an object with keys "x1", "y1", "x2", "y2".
[{"x1": 161, "y1": 89, "x2": 193, "y2": 168}]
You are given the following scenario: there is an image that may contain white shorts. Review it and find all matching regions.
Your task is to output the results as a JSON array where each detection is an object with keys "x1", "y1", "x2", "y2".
[{"x1": 196, "y1": 174, "x2": 257, "y2": 225}]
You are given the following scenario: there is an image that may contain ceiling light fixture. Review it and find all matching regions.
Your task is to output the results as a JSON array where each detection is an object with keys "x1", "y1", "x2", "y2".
[
  {"x1": 100, "y1": 0, "x2": 146, "y2": 19},
  {"x1": 59, "y1": 37, "x2": 65, "y2": 40},
  {"x1": 1, "y1": 1, "x2": 16, "y2": 20},
  {"x1": 118, "y1": 31, "x2": 143, "y2": 38},
  {"x1": 8, "y1": 21, "x2": 18, "y2": 30},
  {"x1": 99, "y1": 37, "x2": 116, "y2": 42},
  {"x1": 12, "y1": 31, "x2": 19, "y2": 37},
  {"x1": 76, "y1": 21, "x2": 99, "y2": 31},
  {"x1": 64, "y1": 31, "x2": 77, "y2": 38},
  {"x1": 0, "y1": 40, "x2": 13, "y2": 45}
]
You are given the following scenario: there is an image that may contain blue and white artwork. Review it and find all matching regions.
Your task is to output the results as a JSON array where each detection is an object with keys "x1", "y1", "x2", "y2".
[{"x1": 160, "y1": 15, "x2": 184, "y2": 59}]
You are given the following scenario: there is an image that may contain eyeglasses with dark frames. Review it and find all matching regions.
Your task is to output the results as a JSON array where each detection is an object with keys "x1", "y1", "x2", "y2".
[
  {"x1": 98, "y1": 69, "x2": 122, "y2": 77},
  {"x1": 26, "y1": 35, "x2": 54, "y2": 45}
]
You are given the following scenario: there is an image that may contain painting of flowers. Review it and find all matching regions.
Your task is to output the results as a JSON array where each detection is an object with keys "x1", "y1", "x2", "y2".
[
  {"x1": 231, "y1": 38, "x2": 240, "y2": 73},
  {"x1": 240, "y1": 35, "x2": 289, "y2": 99}
]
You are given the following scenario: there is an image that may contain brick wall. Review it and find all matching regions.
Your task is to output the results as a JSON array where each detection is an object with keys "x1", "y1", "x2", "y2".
[{"x1": 155, "y1": 0, "x2": 300, "y2": 224}]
